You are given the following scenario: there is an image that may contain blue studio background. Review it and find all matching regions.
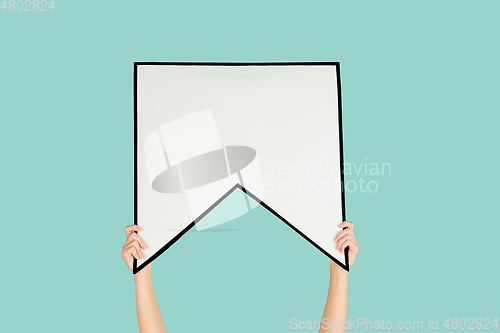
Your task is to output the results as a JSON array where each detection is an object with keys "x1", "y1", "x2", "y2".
[{"x1": 1, "y1": 1, "x2": 499, "y2": 332}]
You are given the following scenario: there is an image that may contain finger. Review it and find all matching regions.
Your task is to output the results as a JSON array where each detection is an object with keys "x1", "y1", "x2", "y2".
[
  {"x1": 124, "y1": 233, "x2": 148, "y2": 249},
  {"x1": 336, "y1": 234, "x2": 356, "y2": 251},
  {"x1": 124, "y1": 225, "x2": 142, "y2": 237},
  {"x1": 129, "y1": 246, "x2": 142, "y2": 260},
  {"x1": 121, "y1": 245, "x2": 137, "y2": 260},
  {"x1": 338, "y1": 238, "x2": 353, "y2": 253},
  {"x1": 339, "y1": 237, "x2": 359, "y2": 254},
  {"x1": 130, "y1": 240, "x2": 142, "y2": 253},
  {"x1": 345, "y1": 240, "x2": 359, "y2": 254},
  {"x1": 334, "y1": 228, "x2": 354, "y2": 242},
  {"x1": 122, "y1": 239, "x2": 142, "y2": 253},
  {"x1": 123, "y1": 236, "x2": 136, "y2": 249},
  {"x1": 338, "y1": 221, "x2": 354, "y2": 230},
  {"x1": 124, "y1": 244, "x2": 144, "y2": 260}
]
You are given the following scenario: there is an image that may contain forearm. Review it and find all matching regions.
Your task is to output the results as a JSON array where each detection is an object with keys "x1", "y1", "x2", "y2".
[
  {"x1": 134, "y1": 266, "x2": 167, "y2": 333},
  {"x1": 319, "y1": 263, "x2": 348, "y2": 333}
]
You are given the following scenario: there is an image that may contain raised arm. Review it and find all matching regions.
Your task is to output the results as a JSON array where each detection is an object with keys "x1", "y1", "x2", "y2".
[
  {"x1": 122, "y1": 225, "x2": 168, "y2": 333},
  {"x1": 319, "y1": 221, "x2": 359, "y2": 333}
]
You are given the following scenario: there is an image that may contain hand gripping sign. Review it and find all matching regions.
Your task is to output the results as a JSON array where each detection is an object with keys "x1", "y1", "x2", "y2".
[{"x1": 135, "y1": 63, "x2": 348, "y2": 273}]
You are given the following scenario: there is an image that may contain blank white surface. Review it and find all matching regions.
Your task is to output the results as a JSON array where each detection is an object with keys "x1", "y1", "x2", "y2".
[
  {"x1": 159, "y1": 108, "x2": 223, "y2": 166},
  {"x1": 137, "y1": 65, "x2": 345, "y2": 268},
  {"x1": 144, "y1": 130, "x2": 168, "y2": 183}
]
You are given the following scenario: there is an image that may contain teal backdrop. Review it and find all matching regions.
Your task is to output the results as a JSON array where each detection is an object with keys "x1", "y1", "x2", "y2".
[{"x1": 1, "y1": 1, "x2": 499, "y2": 332}]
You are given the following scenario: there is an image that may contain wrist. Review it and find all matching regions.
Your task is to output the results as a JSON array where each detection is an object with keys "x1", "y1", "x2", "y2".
[
  {"x1": 133, "y1": 264, "x2": 152, "y2": 283},
  {"x1": 330, "y1": 261, "x2": 348, "y2": 277}
]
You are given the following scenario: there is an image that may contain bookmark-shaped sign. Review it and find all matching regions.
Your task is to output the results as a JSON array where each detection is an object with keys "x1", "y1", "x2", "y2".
[{"x1": 134, "y1": 63, "x2": 347, "y2": 273}]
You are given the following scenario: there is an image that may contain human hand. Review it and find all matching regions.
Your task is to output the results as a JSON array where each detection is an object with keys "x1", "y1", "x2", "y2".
[
  {"x1": 334, "y1": 221, "x2": 359, "y2": 268},
  {"x1": 121, "y1": 225, "x2": 148, "y2": 271}
]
